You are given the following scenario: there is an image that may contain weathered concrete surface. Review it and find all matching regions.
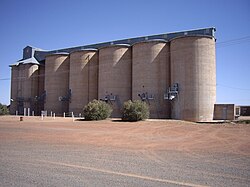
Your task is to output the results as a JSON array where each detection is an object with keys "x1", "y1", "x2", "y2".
[
  {"x1": 69, "y1": 50, "x2": 98, "y2": 115},
  {"x1": 170, "y1": 36, "x2": 216, "y2": 122},
  {"x1": 99, "y1": 45, "x2": 132, "y2": 117},
  {"x1": 132, "y1": 41, "x2": 170, "y2": 119},
  {"x1": 10, "y1": 64, "x2": 39, "y2": 115},
  {"x1": 44, "y1": 54, "x2": 70, "y2": 116}
]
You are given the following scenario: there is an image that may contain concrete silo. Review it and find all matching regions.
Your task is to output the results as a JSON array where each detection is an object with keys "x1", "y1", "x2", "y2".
[
  {"x1": 11, "y1": 64, "x2": 39, "y2": 115},
  {"x1": 98, "y1": 44, "x2": 132, "y2": 117},
  {"x1": 170, "y1": 36, "x2": 216, "y2": 122},
  {"x1": 10, "y1": 65, "x2": 19, "y2": 114},
  {"x1": 69, "y1": 49, "x2": 98, "y2": 115},
  {"x1": 44, "y1": 53, "x2": 70, "y2": 116},
  {"x1": 23, "y1": 64, "x2": 39, "y2": 110},
  {"x1": 132, "y1": 40, "x2": 170, "y2": 119}
]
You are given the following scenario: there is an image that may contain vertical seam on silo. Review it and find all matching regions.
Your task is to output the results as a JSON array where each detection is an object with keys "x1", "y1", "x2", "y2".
[
  {"x1": 131, "y1": 46, "x2": 133, "y2": 100},
  {"x1": 88, "y1": 54, "x2": 90, "y2": 103},
  {"x1": 168, "y1": 41, "x2": 172, "y2": 119}
]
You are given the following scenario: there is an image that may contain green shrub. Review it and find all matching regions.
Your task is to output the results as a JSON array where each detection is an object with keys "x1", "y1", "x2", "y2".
[
  {"x1": 0, "y1": 103, "x2": 9, "y2": 115},
  {"x1": 122, "y1": 100, "x2": 149, "y2": 121},
  {"x1": 83, "y1": 100, "x2": 112, "y2": 120}
]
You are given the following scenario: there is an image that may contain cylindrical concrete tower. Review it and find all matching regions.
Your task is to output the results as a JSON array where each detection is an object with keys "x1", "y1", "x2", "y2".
[
  {"x1": 15, "y1": 64, "x2": 39, "y2": 115},
  {"x1": 69, "y1": 49, "x2": 98, "y2": 115},
  {"x1": 132, "y1": 40, "x2": 170, "y2": 119},
  {"x1": 44, "y1": 53, "x2": 70, "y2": 116},
  {"x1": 170, "y1": 36, "x2": 216, "y2": 122},
  {"x1": 10, "y1": 65, "x2": 19, "y2": 114},
  {"x1": 98, "y1": 44, "x2": 132, "y2": 117}
]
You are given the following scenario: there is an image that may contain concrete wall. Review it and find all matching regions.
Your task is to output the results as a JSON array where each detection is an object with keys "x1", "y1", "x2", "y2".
[
  {"x1": 38, "y1": 65, "x2": 45, "y2": 96},
  {"x1": 98, "y1": 45, "x2": 132, "y2": 117},
  {"x1": 35, "y1": 65, "x2": 45, "y2": 115},
  {"x1": 213, "y1": 104, "x2": 235, "y2": 120},
  {"x1": 170, "y1": 36, "x2": 216, "y2": 122},
  {"x1": 132, "y1": 41, "x2": 170, "y2": 119},
  {"x1": 44, "y1": 54, "x2": 70, "y2": 116},
  {"x1": 69, "y1": 50, "x2": 98, "y2": 115}
]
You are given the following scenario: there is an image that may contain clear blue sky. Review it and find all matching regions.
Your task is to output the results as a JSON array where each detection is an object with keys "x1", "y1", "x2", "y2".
[{"x1": 0, "y1": 0, "x2": 249, "y2": 105}]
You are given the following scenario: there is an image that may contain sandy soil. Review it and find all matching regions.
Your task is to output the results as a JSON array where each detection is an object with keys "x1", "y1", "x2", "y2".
[
  {"x1": 1, "y1": 115, "x2": 250, "y2": 187},
  {"x1": 1, "y1": 115, "x2": 249, "y2": 155}
]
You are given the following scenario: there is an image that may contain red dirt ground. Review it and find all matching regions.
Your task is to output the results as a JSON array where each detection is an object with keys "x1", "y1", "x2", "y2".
[{"x1": 1, "y1": 116, "x2": 249, "y2": 156}]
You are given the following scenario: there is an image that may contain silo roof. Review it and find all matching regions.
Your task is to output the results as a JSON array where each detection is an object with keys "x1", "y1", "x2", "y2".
[
  {"x1": 9, "y1": 57, "x2": 40, "y2": 67},
  {"x1": 19, "y1": 27, "x2": 216, "y2": 63}
]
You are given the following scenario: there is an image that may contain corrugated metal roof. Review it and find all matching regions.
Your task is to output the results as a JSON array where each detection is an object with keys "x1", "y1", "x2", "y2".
[
  {"x1": 9, "y1": 57, "x2": 40, "y2": 67},
  {"x1": 17, "y1": 27, "x2": 216, "y2": 63}
]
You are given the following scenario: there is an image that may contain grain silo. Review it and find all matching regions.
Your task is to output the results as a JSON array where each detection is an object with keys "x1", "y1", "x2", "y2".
[
  {"x1": 132, "y1": 40, "x2": 170, "y2": 119},
  {"x1": 24, "y1": 64, "x2": 39, "y2": 110},
  {"x1": 14, "y1": 63, "x2": 39, "y2": 115},
  {"x1": 44, "y1": 53, "x2": 70, "y2": 116},
  {"x1": 98, "y1": 44, "x2": 132, "y2": 117},
  {"x1": 10, "y1": 65, "x2": 19, "y2": 114},
  {"x1": 69, "y1": 49, "x2": 98, "y2": 115},
  {"x1": 170, "y1": 36, "x2": 216, "y2": 122},
  {"x1": 11, "y1": 28, "x2": 217, "y2": 121}
]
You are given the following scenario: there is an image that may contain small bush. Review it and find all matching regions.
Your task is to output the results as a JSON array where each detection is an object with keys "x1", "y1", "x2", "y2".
[
  {"x1": 236, "y1": 120, "x2": 250, "y2": 124},
  {"x1": 0, "y1": 103, "x2": 9, "y2": 115},
  {"x1": 83, "y1": 100, "x2": 112, "y2": 120},
  {"x1": 122, "y1": 100, "x2": 149, "y2": 121}
]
